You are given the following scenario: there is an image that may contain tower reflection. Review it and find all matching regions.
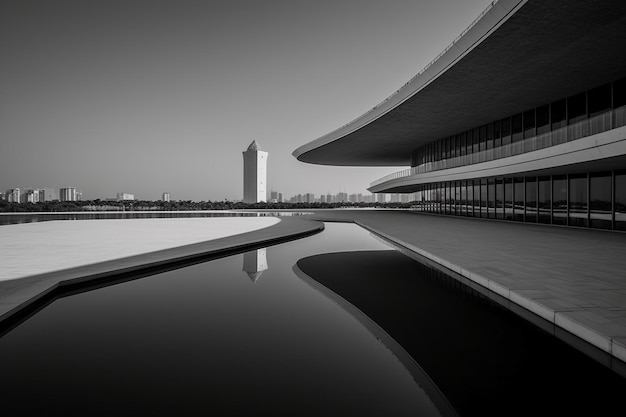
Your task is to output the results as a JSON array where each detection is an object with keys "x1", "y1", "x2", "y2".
[{"x1": 242, "y1": 248, "x2": 268, "y2": 283}]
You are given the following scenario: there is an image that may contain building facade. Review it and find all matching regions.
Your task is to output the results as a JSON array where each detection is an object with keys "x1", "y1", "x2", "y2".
[
  {"x1": 59, "y1": 187, "x2": 77, "y2": 202},
  {"x1": 293, "y1": 0, "x2": 626, "y2": 232},
  {"x1": 242, "y1": 141, "x2": 268, "y2": 203},
  {"x1": 162, "y1": 192, "x2": 170, "y2": 202}
]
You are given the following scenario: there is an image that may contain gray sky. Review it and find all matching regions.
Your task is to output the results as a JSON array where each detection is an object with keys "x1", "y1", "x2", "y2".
[{"x1": 1, "y1": 0, "x2": 492, "y2": 201}]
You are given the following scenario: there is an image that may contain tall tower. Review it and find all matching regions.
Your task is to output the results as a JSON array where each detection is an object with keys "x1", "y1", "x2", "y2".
[{"x1": 242, "y1": 140, "x2": 268, "y2": 203}]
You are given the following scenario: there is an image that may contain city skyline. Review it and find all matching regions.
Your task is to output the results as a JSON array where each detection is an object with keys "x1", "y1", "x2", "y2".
[{"x1": 0, "y1": 0, "x2": 493, "y2": 201}]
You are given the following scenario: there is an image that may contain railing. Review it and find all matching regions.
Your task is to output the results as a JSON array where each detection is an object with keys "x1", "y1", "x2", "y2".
[{"x1": 370, "y1": 107, "x2": 626, "y2": 188}]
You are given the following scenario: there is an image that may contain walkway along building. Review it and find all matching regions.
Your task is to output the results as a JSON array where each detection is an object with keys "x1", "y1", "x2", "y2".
[{"x1": 293, "y1": 0, "x2": 626, "y2": 231}]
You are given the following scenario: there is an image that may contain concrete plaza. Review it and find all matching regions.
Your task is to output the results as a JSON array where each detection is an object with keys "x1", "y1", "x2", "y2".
[{"x1": 307, "y1": 209, "x2": 626, "y2": 374}]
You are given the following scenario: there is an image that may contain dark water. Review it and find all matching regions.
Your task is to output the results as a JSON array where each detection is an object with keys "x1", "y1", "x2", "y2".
[
  {"x1": 0, "y1": 222, "x2": 624, "y2": 416},
  {"x1": 0, "y1": 210, "x2": 310, "y2": 226}
]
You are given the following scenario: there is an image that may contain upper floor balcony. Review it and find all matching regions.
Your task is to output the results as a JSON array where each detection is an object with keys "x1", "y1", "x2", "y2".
[{"x1": 370, "y1": 107, "x2": 626, "y2": 192}]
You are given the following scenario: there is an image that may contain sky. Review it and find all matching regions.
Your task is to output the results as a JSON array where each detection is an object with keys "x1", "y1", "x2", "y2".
[{"x1": 0, "y1": 0, "x2": 492, "y2": 201}]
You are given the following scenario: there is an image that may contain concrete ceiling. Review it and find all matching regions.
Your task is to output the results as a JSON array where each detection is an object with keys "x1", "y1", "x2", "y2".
[{"x1": 293, "y1": 0, "x2": 626, "y2": 166}]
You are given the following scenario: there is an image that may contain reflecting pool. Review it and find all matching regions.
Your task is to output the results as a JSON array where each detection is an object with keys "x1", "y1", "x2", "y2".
[{"x1": 0, "y1": 222, "x2": 624, "y2": 417}]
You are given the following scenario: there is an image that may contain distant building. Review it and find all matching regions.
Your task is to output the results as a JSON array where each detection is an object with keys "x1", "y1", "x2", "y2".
[
  {"x1": 162, "y1": 192, "x2": 170, "y2": 202},
  {"x1": 24, "y1": 189, "x2": 40, "y2": 203},
  {"x1": 117, "y1": 192, "x2": 135, "y2": 201},
  {"x1": 242, "y1": 141, "x2": 268, "y2": 203},
  {"x1": 59, "y1": 187, "x2": 78, "y2": 202},
  {"x1": 38, "y1": 189, "x2": 46, "y2": 202},
  {"x1": 5, "y1": 188, "x2": 20, "y2": 203}
]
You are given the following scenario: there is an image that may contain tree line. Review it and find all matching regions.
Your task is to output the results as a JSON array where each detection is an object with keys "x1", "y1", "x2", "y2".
[{"x1": 0, "y1": 199, "x2": 417, "y2": 212}]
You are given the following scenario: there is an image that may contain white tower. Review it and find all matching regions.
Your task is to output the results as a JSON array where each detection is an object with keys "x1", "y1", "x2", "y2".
[{"x1": 242, "y1": 140, "x2": 268, "y2": 203}]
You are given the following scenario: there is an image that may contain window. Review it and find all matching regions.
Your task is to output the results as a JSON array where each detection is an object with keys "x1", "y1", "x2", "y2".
[
  {"x1": 512, "y1": 113, "x2": 523, "y2": 142},
  {"x1": 474, "y1": 179, "x2": 481, "y2": 218},
  {"x1": 588, "y1": 84, "x2": 611, "y2": 117},
  {"x1": 553, "y1": 176, "x2": 568, "y2": 225},
  {"x1": 616, "y1": 172, "x2": 626, "y2": 231},
  {"x1": 525, "y1": 177, "x2": 538, "y2": 223},
  {"x1": 488, "y1": 178, "x2": 496, "y2": 219},
  {"x1": 514, "y1": 177, "x2": 524, "y2": 221},
  {"x1": 568, "y1": 175, "x2": 588, "y2": 227},
  {"x1": 536, "y1": 105, "x2": 550, "y2": 135},
  {"x1": 523, "y1": 109, "x2": 535, "y2": 139},
  {"x1": 480, "y1": 179, "x2": 488, "y2": 218},
  {"x1": 501, "y1": 117, "x2": 511, "y2": 146},
  {"x1": 567, "y1": 92, "x2": 587, "y2": 124},
  {"x1": 590, "y1": 173, "x2": 612, "y2": 229},
  {"x1": 466, "y1": 180, "x2": 474, "y2": 217},
  {"x1": 493, "y1": 120, "x2": 502, "y2": 148},
  {"x1": 479, "y1": 126, "x2": 487, "y2": 152},
  {"x1": 551, "y1": 99, "x2": 567, "y2": 130},
  {"x1": 495, "y1": 178, "x2": 504, "y2": 220},
  {"x1": 504, "y1": 178, "x2": 514, "y2": 220},
  {"x1": 538, "y1": 177, "x2": 551, "y2": 224}
]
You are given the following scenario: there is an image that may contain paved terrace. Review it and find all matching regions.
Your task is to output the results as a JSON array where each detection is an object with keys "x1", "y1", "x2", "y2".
[
  {"x1": 307, "y1": 209, "x2": 626, "y2": 374},
  {"x1": 0, "y1": 216, "x2": 323, "y2": 326}
]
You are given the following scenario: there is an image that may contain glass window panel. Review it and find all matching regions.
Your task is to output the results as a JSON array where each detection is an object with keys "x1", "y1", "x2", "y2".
[
  {"x1": 536, "y1": 105, "x2": 550, "y2": 135},
  {"x1": 514, "y1": 177, "x2": 524, "y2": 221},
  {"x1": 473, "y1": 128, "x2": 480, "y2": 154},
  {"x1": 466, "y1": 180, "x2": 473, "y2": 217},
  {"x1": 553, "y1": 176, "x2": 568, "y2": 225},
  {"x1": 504, "y1": 178, "x2": 513, "y2": 220},
  {"x1": 551, "y1": 99, "x2": 567, "y2": 130},
  {"x1": 569, "y1": 175, "x2": 588, "y2": 227},
  {"x1": 454, "y1": 181, "x2": 465, "y2": 216},
  {"x1": 511, "y1": 113, "x2": 523, "y2": 142},
  {"x1": 523, "y1": 109, "x2": 535, "y2": 139},
  {"x1": 486, "y1": 124, "x2": 494, "y2": 150},
  {"x1": 479, "y1": 126, "x2": 487, "y2": 152},
  {"x1": 501, "y1": 117, "x2": 511, "y2": 146},
  {"x1": 473, "y1": 180, "x2": 480, "y2": 218},
  {"x1": 480, "y1": 178, "x2": 488, "y2": 218},
  {"x1": 460, "y1": 132, "x2": 466, "y2": 157},
  {"x1": 614, "y1": 77, "x2": 626, "y2": 109},
  {"x1": 588, "y1": 84, "x2": 611, "y2": 116},
  {"x1": 488, "y1": 178, "x2": 496, "y2": 219},
  {"x1": 495, "y1": 178, "x2": 504, "y2": 220},
  {"x1": 590, "y1": 173, "x2": 612, "y2": 229},
  {"x1": 567, "y1": 92, "x2": 587, "y2": 124},
  {"x1": 616, "y1": 172, "x2": 626, "y2": 231},
  {"x1": 538, "y1": 177, "x2": 551, "y2": 224},
  {"x1": 493, "y1": 121, "x2": 501, "y2": 151},
  {"x1": 525, "y1": 177, "x2": 538, "y2": 223}
]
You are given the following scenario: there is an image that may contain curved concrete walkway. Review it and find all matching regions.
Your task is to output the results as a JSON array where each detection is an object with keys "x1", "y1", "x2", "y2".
[
  {"x1": 0, "y1": 216, "x2": 323, "y2": 325},
  {"x1": 307, "y1": 209, "x2": 626, "y2": 375}
]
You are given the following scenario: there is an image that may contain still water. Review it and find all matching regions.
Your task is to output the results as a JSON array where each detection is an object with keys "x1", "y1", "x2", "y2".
[
  {"x1": 0, "y1": 210, "x2": 310, "y2": 226},
  {"x1": 0, "y1": 221, "x2": 624, "y2": 416}
]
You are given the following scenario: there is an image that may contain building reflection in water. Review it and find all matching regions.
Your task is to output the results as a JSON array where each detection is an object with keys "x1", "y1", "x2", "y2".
[
  {"x1": 242, "y1": 248, "x2": 268, "y2": 283},
  {"x1": 294, "y1": 249, "x2": 626, "y2": 417}
]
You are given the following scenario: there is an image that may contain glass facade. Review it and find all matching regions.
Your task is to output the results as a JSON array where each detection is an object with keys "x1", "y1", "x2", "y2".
[
  {"x1": 412, "y1": 171, "x2": 626, "y2": 231},
  {"x1": 406, "y1": 77, "x2": 626, "y2": 176}
]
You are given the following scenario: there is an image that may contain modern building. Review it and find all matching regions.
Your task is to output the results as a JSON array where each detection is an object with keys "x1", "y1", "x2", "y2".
[
  {"x1": 293, "y1": 0, "x2": 626, "y2": 231},
  {"x1": 242, "y1": 141, "x2": 268, "y2": 203},
  {"x1": 24, "y1": 189, "x2": 40, "y2": 204},
  {"x1": 162, "y1": 192, "x2": 170, "y2": 202},
  {"x1": 5, "y1": 188, "x2": 20, "y2": 203},
  {"x1": 59, "y1": 187, "x2": 77, "y2": 202},
  {"x1": 117, "y1": 193, "x2": 135, "y2": 201}
]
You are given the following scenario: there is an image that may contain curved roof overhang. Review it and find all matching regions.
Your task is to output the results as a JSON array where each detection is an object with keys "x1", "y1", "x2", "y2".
[{"x1": 293, "y1": 0, "x2": 626, "y2": 167}]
